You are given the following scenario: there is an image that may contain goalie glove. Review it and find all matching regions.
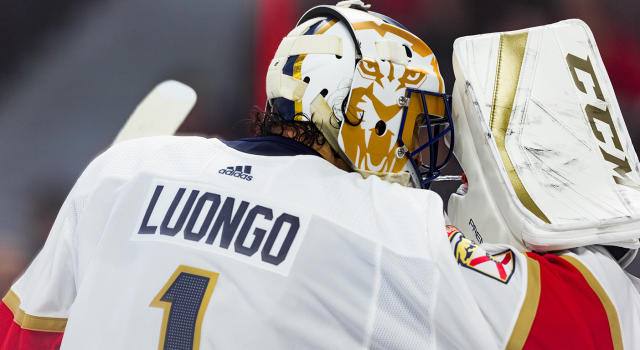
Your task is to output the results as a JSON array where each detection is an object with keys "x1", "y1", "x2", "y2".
[{"x1": 448, "y1": 19, "x2": 640, "y2": 263}]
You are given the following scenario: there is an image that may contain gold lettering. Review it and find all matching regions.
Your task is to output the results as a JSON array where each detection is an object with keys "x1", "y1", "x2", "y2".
[
  {"x1": 585, "y1": 104, "x2": 623, "y2": 151},
  {"x1": 566, "y1": 54, "x2": 605, "y2": 101},
  {"x1": 600, "y1": 148, "x2": 634, "y2": 184},
  {"x1": 566, "y1": 53, "x2": 638, "y2": 189}
]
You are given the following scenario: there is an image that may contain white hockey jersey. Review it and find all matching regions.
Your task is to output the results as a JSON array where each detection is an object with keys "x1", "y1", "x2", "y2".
[{"x1": 1, "y1": 136, "x2": 639, "y2": 349}]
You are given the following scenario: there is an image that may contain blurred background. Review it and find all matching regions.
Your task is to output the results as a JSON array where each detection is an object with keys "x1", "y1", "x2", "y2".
[{"x1": 1, "y1": 0, "x2": 640, "y2": 294}]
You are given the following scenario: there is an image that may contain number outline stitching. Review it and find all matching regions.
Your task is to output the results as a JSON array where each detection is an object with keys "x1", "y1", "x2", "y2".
[{"x1": 150, "y1": 265, "x2": 219, "y2": 350}]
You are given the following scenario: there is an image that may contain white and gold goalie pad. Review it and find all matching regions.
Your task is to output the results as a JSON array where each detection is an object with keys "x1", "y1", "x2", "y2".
[{"x1": 448, "y1": 19, "x2": 640, "y2": 255}]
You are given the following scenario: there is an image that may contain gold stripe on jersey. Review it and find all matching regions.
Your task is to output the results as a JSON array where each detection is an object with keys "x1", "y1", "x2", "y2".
[
  {"x1": 505, "y1": 256, "x2": 540, "y2": 349},
  {"x1": 561, "y1": 255, "x2": 623, "y2": 350},
  {"x1": 2, "y1": 289, "x2": 67, "y2": 332},
  {"x1": 489, "y1": 32, "x2": 550, "y2": 224}
]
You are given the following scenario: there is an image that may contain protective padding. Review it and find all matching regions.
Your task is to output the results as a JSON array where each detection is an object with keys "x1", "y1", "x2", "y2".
[{"x1": 448, "y1": 19, "x2": 640, "y2": 252}]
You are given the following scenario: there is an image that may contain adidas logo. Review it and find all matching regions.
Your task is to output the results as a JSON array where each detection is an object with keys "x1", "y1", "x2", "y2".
[{"x1": 218, "y1": 165, "x2": 253, "y2": 181}]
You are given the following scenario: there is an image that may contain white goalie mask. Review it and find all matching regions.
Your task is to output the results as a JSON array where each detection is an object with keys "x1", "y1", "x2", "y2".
[{"x1": 266, "y1": 2, "x2": 453, "y2": 188}]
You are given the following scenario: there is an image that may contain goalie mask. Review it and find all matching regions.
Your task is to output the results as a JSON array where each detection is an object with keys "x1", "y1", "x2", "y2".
[{"x1": 265, "y1": 2, "x2": 453, "y2": 188}]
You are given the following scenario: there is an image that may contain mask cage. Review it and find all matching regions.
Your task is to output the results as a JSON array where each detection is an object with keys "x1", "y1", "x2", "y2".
[{"x1": 397, "y1": 88, "x2": 454, "y2": 189}]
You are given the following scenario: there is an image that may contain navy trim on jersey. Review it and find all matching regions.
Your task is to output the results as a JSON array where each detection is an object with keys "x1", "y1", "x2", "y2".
[{"x1": 222, "y1": 136, "x2": 322, "y2": 157}]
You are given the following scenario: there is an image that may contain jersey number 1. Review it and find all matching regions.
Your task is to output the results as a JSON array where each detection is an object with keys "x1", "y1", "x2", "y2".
[{"x1": 150, "y1": 265, "x2": 219, "y2": 350}]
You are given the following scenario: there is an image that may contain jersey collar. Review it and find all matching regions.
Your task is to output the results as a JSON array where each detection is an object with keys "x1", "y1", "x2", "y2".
[{"x1": 222, "y1": 136, "x2": 322, "y2": 157}]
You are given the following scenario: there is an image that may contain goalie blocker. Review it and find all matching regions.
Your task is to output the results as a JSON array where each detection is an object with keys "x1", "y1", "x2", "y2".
[{"x1": 448, "y1": 19, "x2": 640, "y2": 264}]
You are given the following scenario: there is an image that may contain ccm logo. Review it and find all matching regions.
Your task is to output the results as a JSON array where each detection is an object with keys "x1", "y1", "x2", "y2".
[{"x1": 566, "y1": 54, "x2": 637, "y2": 188}]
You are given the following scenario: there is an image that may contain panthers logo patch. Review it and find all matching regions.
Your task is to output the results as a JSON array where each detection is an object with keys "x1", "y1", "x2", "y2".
[{"x1": 446, "y1": 226, "x2": 515, "y2": 284}]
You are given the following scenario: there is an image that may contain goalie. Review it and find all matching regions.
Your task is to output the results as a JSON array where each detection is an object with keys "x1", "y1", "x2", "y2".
[{"x1": 1, "y1": 2, "x2": 639, "y2": 349}]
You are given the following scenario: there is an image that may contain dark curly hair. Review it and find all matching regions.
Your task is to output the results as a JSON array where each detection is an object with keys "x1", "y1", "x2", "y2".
[
  {"x1": 251, "y1": 106, "x2": 356, "y2": 169},
  {"x1": 252, "y1": 108, "x2": 328, "y2": 149},
  {"x1": 251, "y1": 92, "x2": 362, "y2": 150}
]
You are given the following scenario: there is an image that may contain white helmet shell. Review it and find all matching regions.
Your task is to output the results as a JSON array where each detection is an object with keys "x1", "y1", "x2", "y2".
[{"x1": 266, "y1": 4, "x2": 453, "y2": 188}]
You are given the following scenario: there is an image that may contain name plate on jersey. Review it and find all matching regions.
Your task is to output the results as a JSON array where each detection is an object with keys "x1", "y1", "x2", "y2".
[{"x1": 132, "y1": 179, "x2": 310, "y2": 276}]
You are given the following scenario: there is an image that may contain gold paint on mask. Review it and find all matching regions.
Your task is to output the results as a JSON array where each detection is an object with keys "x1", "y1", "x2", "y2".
[
  {"x1": 341, "y1": 59, "x2": 444, "y2": 174},
  {"x1": 293, "y1": 54, "x2": 307, "y2": 117},
  {"x1": 342, "y1": 81, "x2": 405, "y2": 172},
  {"x1": 430, "y1": 57, "x2": 444, "y2": 93},
  {"x1": 292, "y1": 19, "x2": 337, "y2": 117},
  {"x1": 358, "y1": 59, "x2": 385, "y2": 88},
  {"x1": 397, "y1": 67, "x2": 427, "y2": 91},
  {"x1": 352, "y1": 21, "x2": 433, "y2": 58}
]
